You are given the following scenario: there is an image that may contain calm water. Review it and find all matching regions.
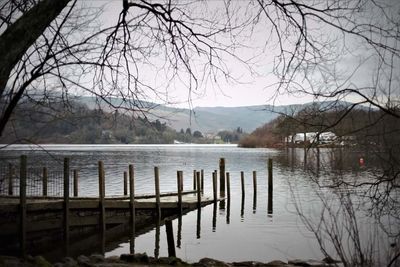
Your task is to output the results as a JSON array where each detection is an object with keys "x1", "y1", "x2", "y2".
[{"x1": 0, "y1": 144, "x2": 392, "y2": 264}]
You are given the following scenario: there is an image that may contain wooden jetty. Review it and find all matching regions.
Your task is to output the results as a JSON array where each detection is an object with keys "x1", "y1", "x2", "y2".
[
  {"x1": 0, "y1": 156, "x2": 225, "y2": 259},
  {"x1": 0, "y1": 155, "x2": 273, "y2": 260}
]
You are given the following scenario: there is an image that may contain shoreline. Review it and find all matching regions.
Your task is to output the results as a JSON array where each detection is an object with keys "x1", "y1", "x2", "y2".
[{"x1": 0, "y1": 253, "x2": 341, "y2": 267}]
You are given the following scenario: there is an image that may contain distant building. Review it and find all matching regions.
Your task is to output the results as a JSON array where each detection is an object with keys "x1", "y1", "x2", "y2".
[{"x1": 288, "y1": 132, "x2": 337, "y2": 145}]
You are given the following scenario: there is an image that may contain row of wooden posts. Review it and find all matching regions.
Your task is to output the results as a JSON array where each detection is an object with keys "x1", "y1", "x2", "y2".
[{"x1": 14, "y1": 155, "x2": 273, "y2": 258}]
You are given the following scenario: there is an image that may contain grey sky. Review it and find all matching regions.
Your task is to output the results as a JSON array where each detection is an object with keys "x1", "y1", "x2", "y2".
[{"x1": 83, "y1": 0, "x2": 399, "y2": 108}]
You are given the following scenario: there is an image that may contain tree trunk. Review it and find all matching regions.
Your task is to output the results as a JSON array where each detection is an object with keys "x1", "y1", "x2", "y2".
[{"x1": 0, "y1": 0, "x2": 71, "y2": 97}]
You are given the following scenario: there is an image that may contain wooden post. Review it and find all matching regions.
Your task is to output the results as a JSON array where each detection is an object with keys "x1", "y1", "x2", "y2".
[
  {"x1": 226, "y1": 172, "x2": 231, "y2": 201},
  {"x1": 196, "y1": 171, "x2": 201, "y2": 208},
  {"x1": 154, "y1": 167, "x2": 161, "y2": 218},
  {"x1": 241, "y1": 171, "x2": 245, "y2": 198},
  {"x1": 42, "y1": 167, "x2": 47, "y2": 196},
  {"x1": 212, "y1": 171, "x2": 217, "y2": 203},
  {"x1": 219, "y1": 158, "x2": 225, "y2": 197},
  {"x1": 19, "y1": 155, "x2": 27, "y2": 258},
  {"x1": 8, "y1": 163, "x2": 13, "y2": 195},
  {"x1": 73, "y1": 170, "x2": 78, "y2": 197},
  {"x1": 253, "y1": 171, "x2": 257, "y2": 196},
  {"x1": 192, "y1": 169, "x2": 195, "y2": 190},
  {"x1": 129, "y1": 165, "x2": 135, "y2": 223},
  {"x1": 200, "y1": 169, "x2": 204, "y2": 193},
  {"x1": 177, "y1": 171, "x2": 183, "y2": 213},
  {"x1": 165, "y1": 219, "x2": 176, "y2": 257},
  {"x1": 129, "y1": 164, "x2": 135, "y2": 254},
  {"x1": 268, "y1": 158, "x2": 273, "y2": 214},
  {"x1": 123, "y1": 171, "x2": 128, "y2": 196},
  {"x1": 98, "y1": 161, "x2": 106, "y2": 247},
  {"x1": 63, "y1": 158, "x2": 70, "y2": 255}
]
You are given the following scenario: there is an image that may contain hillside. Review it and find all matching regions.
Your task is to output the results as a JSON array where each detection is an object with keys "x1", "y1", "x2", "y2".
[{"x1": 77, "y1": 96, "x2": 304, "y2": 133}]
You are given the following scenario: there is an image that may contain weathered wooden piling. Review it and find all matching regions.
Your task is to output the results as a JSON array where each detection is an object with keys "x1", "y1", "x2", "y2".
[
  {"x1": 241, "y1": 171, "x2": 245, "y2": 198},
  {"x1": 201, "y1": 169, "x2": 204, "y2": 193},
  {"x1": 42, "y1": 167, "x2": 48, "y2": 196},
  {"x1": 196, "y1": 171, "x2": 201, "y2": 208},
  {"x1": 73, "y1": 170, "x2": 78, "y2": 197},
  {"x1": 177, "y1": 171, "x2": 183, "y2": 213},
  {"x1": 98, "y1": 161, "x2": 106, "y2": 241},
  {"x1": 219, "y1": 158, "x2": 225, "y2": 197},
  {"x1": 64, "y1": 158, "x2": 70, "y2": 255},
  {"x1": 253, "y1": 171, "x2": 257, "y2": 196},
  {"x1": 123, "y1": 171, "x2": 128, "y2": 196},
  {"x1": 165, "y1": 219, "x2": 176, "y2": 257},
  {"x1": 226, "y1": 172, "x2": 231, "y2": 201},
  {"x1": 129, "y1": 165, "x2": 135, "y2": 224},
  {"x1": 8, "y1": 163, "x2": 13, "y2": 196},
  {"x1": 212, "y1": 171, "x2": 217, "y2": 203},
  {"x1": 19, "y1": 155, "x2": 27, "y2": 258},
  {"x1": 193, "y1": 170, "x2": 196, "y2": 190},
  {"x1": 129, "y1": 164, "x2": 135, "y2": 254},
  {"x1": 154, "y1": 167, "x2": 161, "y2": 217},
  {"x1": 267, "y1": 158, "x2": 273, "y2": 214}
]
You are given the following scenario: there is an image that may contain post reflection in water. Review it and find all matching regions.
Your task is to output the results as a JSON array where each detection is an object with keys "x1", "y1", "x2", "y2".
[
  {"x1": 219, "y1": 199, "x2": 225, "y2": 212},
  {"x1": 154, "y1": 218, "x2": 160, "y2": 259},
  {"x1": 177, "y1": 215, "x2": 182, "y2": 248},
  {"x1": 241, "y1": 195, "x2": 245, "y2": 219},
  {"x1": 196, "y1": 208, "x2": 201, "y2": 239},
  {"x1": 212, "y1": 203, "x2": 217, "y2": 232},
  {"x1": 130, "y1": 223, "x2": 135, "y2": 254},
  {"x1": 226, "y1": 199, "x2": 231, "y2": 224},
  {"x1": 253, "y1": 193, "x2": 257, "y2": 214}
]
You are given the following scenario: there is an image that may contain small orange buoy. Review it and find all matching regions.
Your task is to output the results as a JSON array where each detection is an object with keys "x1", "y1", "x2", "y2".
[{"x1": 359, "y1": 157, "x2": 365, "y2": 166}]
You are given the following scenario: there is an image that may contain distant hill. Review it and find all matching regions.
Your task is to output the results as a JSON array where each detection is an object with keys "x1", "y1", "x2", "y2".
[{"x1": 77, "y1": 96, "x2": 306, "y2": 133}]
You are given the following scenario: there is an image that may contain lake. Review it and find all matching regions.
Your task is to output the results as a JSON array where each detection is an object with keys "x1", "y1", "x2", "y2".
[{"x1": 0, "y1": 144, "x2": 394, "y2": 265}]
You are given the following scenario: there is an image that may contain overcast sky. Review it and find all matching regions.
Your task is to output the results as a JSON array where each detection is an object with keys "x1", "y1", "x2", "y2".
[{"x1": 86, "y1": 0, "x2": 399, "y2": 108}]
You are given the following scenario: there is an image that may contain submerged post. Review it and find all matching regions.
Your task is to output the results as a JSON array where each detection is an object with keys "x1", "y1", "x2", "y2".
[
  {"x1": 219, "y1": 158, "x2": 225, "y2": 197},
  {"x1": 241, "y1": 171, "x2": 245, "y2": 198},
  {"x1": 226, "y1": 172, "x2": 231, "y2": 201},
  {"x1": 19, "y1": 155, "x2": 27, "y2": 258},
  {"x1": 42, "y1": 167, "x2": 48, "y2": 196},
  {"x1": 196, "y1": 171, "x2": 201, "y2": 208},
  {"x1": 212, "y1": 171, "x2": 217, "y2": 203},
  {"x1": 253, "y1": 171, "x2": 257, "y2": 196},
  {"x1": 177, "y1": 171, "x2": 183, "y2": 213},
  {"x1": 73, "y1": 170, "x2": 78, "y2": 197},
  {"x1": 8, "y1": 163, "x2": 13, "y2": 195},
  {"x1": 64, "y1": 158, "x2": 70, "y2": 255},
  {"x1": 154, "y1": 167, "x2": 161, "y2": 218},
  {"x1": 165, "y1": 219, "x2": 176, "y2": 257},
  {"x1": 123, "y1": 171, "x2": 128, "y2": 196},
  {"x1": 268, "y1": 158, "x2": 273, "y2": 214}
]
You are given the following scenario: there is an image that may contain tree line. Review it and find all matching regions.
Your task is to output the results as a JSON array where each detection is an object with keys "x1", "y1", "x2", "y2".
[
  {"x1": 239, "y1": 103, "x2": 400, "y2": 152},
  {"x1": 0, "y1": 101, "x2": 210, "y2": 144}
]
